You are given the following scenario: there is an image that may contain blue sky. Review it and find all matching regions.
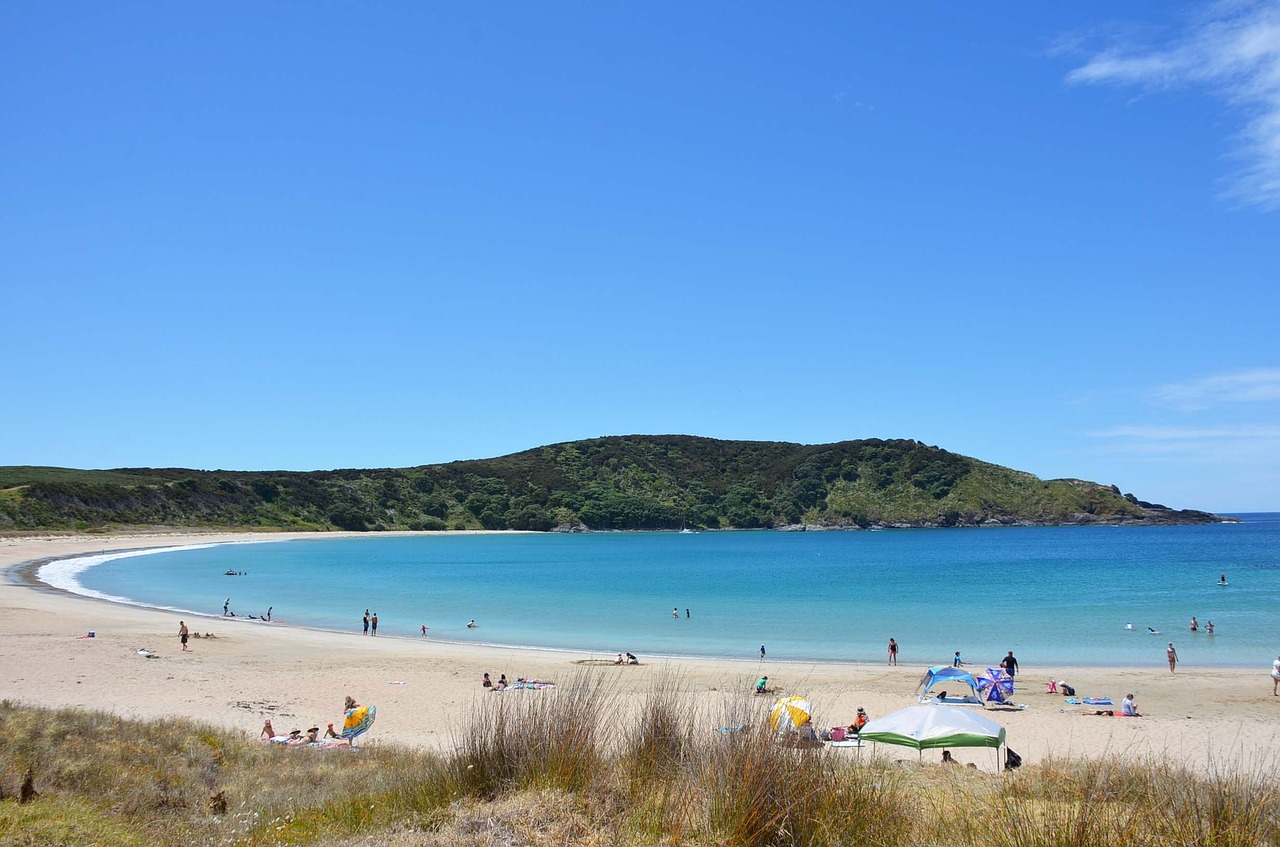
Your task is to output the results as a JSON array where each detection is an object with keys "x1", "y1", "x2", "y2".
[{"x1": 3, "y1": 2, "x2": 1277, "y2": 511}]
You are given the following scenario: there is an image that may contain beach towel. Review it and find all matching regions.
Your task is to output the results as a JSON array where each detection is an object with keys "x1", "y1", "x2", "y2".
[
  {"x1": 341, "y1": 705, "x2": 376, "y2": 740},
  {"x1": 1082, "y1": 697, "x2": 1114, "y2": 706},
  {"x1": 715, "y1": 723, "x2": 749, "y2": 734}
]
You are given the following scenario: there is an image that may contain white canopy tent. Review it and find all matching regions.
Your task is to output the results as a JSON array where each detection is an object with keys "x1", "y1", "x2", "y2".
[{"x1": 858, "y1": 705, "x2": 1008, "y2": 770}]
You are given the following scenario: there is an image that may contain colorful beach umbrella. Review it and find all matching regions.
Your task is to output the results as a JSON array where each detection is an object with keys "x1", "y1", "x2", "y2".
[
  {"x1": 341, "y1": 704, "x2": 377, "y2": 741},
  {"x1": 768, "y1": 696, "x2": 813, "y2": 732},
  {"x1": 975, "y1": 668, "x2": 1015, "y2": 705}
]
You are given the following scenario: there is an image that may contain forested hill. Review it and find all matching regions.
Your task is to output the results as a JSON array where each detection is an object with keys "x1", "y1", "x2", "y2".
[{"x1": 0, "y1": 435, "x2": 1226, "y2": 532}]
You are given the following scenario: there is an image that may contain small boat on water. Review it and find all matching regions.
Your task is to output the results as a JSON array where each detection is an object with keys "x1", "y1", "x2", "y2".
[{"x1": 224, "y1": 569, "x2": 238, "y2": 576}]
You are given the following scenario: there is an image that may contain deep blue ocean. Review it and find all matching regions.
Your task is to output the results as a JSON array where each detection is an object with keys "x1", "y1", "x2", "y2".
[{"x1": 51, "y1": 513, "x2": 1280, "y2": 669}]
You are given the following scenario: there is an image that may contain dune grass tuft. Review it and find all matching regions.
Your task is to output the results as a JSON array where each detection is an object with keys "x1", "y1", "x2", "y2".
[{"x1": 1, "y1": 685, "x2": 1278, "y2": 847}]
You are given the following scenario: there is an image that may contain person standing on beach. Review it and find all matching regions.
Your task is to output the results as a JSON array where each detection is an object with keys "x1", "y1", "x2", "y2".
[
  {"x1": 1167, "y1": 642, "x2": 1179, "y2": 672},
  {"x1": 266, "y1": 606, "x2": 272, "y2": 622},
  {"x1": 178, "y1": 621, "x2": 189, "y2": 651},
  {"x1": 362, "y1": 611, "x2": 369, "y2": 635},
  {"x1": 760, "y1": 644, "x2": 767, "y2": 662},
  {"x1": 224, "y1": 597, "x2": 230, "y2": 617},
  {"x1": 371, "y1": 612, "x2": 378, "y2": 636},
  {"x1": 1001, "y1": 651, "x2": 1019, "y2": 678},
  {"x1": 888, "y1": 638, "x2": 898, "y2": 666},
  {"x1": 1271, "y1": 655, "x2": 1280, "y2": 695}
]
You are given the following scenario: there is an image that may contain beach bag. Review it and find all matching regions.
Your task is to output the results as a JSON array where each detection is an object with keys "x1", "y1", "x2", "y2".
[
  {"x1": 1005, "y1": 748, "x2": 1023, "y2": 770},
  {"x1": 830, "y1": 726, "x2": 847, "y2": 741}
]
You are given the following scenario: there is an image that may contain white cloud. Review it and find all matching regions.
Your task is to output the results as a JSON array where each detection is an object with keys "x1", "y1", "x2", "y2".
[
  {"x1": 1065, "y1": 0, "x2": 1280, "y2": 209},
  {"x1": 1149, "y1": 367, "x2": 1280, "y2": 410},
  {"x1": 1089, "y1": 424, "x2": 1280, "y2": 440},
  {"x1": 1085, "y1": 423, "x2": 1280, "y2": 466}
]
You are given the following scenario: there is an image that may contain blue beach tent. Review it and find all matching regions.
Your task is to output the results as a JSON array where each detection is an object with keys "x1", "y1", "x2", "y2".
[{"x1": 915, "y1": 666, "x2": 983, "y2": 706}]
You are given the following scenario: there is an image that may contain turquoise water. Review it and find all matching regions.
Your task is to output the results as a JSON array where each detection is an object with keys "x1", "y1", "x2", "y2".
[{"x1": 60, "y1": 514, "x2": 1280, "y2": 668}]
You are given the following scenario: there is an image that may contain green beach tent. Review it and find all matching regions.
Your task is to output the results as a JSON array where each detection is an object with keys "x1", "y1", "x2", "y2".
[{"x1": 858, "y1": 705, "x2": 1006, "y2": 763}]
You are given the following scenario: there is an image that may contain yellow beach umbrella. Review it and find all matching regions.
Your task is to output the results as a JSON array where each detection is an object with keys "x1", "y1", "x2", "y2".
[{"x1": 768, "y1": 696, "x2": 813, "y2": 732}]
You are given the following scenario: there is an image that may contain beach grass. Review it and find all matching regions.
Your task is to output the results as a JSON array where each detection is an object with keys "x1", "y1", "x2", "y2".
[{"x1": 1, "y1": 687, "x2": 1278, "y2": 847}]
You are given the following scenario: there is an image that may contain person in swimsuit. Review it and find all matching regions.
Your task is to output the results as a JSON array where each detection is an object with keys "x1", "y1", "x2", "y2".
[
  {"x1": 1167, "y1": 642, "x2": 1179, "y2": 673},
  {"x1": 888, "y1": 638, "x2": 898, "y2": 666},
  {"x1": 363, "y1": 612, "x2": 369, "y2": 635},
  {"x1": 1190, "y1": 617, "x2": 1198, "y2": 632},
  {"x1": 178, "y1": 621, "x2": 189, "y2": 651},
  {"x1": 371, "y1": 613, "x2": 378, "y2": 636}
]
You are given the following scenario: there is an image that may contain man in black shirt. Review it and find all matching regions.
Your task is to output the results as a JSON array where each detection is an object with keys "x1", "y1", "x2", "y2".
[{"x1": 1001, "y1": 651, "x2": 1019, "y2": 678}]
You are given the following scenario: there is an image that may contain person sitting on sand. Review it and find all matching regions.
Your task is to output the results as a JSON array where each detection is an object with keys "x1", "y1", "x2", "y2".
[
  {"x1": 260, "y1": 719, "x2": 276, "y2": 741},
  {"x1": 614, "y1": 653, "x2": 624, "y2": 665},
  {"x1": 482, "y1": 672, "x2": 492, "y2": 688},
  {"x1": 941, "y1": 750, "x2": 958, "y2": 765},
  {"x1": 755, "y1": 676, "x2": 769, "y2": 695},
  {"x1": 626, "y1": 652, "x2": 638, "y2": 664},
  {"x1": 305, "y1": 726, "x2": 320, "y2": 743},
  {"x1": 325, "y1": 723, "x2": 339, "y2": 739},
  {"x1": 1122, "y1": 694, "x2": 1141, "y2": 717},
  {"x1": 494, "y1": 674, "x2": 507, "y2": 690},
  {"x1": 850, "y1": 707, "x2": 869, "y2": 735}
]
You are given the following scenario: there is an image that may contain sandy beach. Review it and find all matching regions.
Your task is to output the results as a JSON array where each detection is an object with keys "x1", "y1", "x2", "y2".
[{"x1": 3, "y1": 531, "x2": 1278, "y2": 774}]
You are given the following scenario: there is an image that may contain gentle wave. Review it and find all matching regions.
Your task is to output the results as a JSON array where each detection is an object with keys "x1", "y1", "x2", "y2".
[{"x1": 37, "y1": 541, "x2": 265, "y2": 617}]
